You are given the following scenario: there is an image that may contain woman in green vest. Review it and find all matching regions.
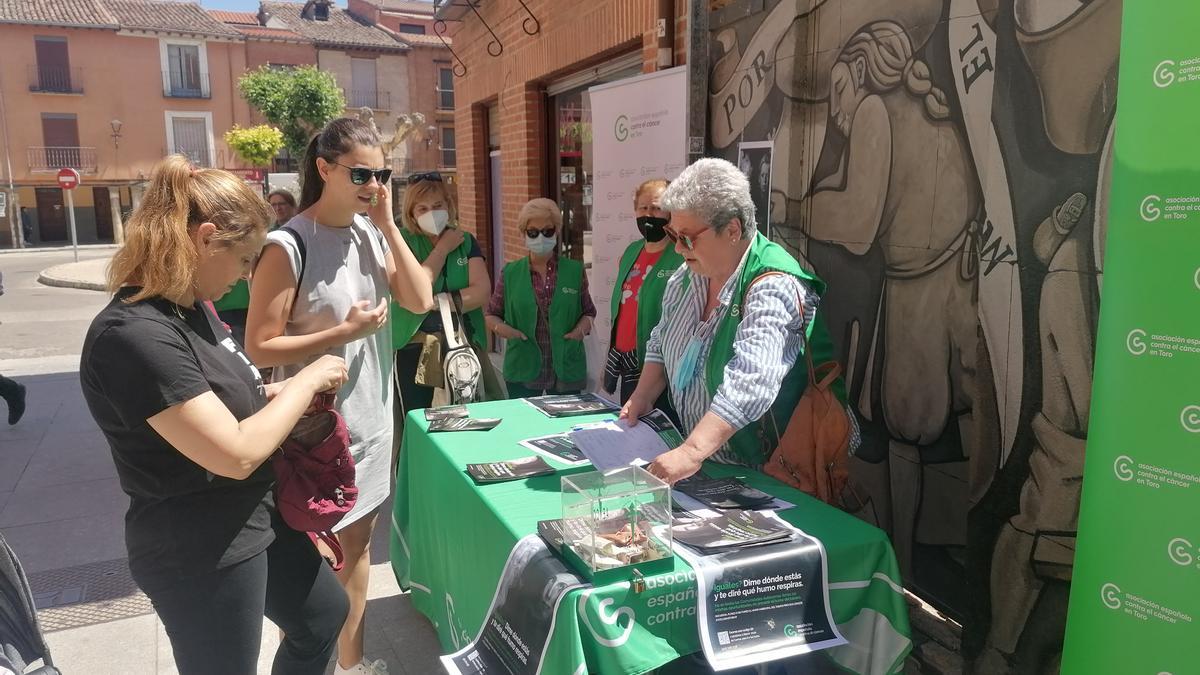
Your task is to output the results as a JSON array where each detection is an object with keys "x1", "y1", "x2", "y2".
[
  {"x1": 604, "y1": 178, "x2": 684, "y2": 408},
  {"x1": 392, "y1": 172, "x2": 491, "y2": 414},
  {"x1": 619, "y1": 158, "x2": 854, "y2": 484},
  {"x1": 485, "y1": 198, "x2": 597, "y2": 398}
]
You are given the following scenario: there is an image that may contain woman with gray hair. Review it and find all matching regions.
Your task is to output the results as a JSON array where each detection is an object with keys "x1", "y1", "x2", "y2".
[
  {"x1": 620, "y1": 157, "x2": 846, "y2": 484},
  {"x1": 485, "y1": 198, "x2": 597, "y2": 397}
]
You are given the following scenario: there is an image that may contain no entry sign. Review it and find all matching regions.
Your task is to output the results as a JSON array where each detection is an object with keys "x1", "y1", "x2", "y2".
[{"x1": 56, "y1": 167, "x2": 80, "y2": 190}]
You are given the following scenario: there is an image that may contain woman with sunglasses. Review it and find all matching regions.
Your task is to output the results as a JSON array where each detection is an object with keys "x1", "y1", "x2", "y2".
[
  {"x1": 619, "y1": 158, "x2": 851, "y2": 486},
  {"x1": 604, "y1": 178, "x2": 684, "y2": 408},
  {"x1": 391, "y1": 171, "x2": 491, "y2": 414},
  {"x1": 485, "y1": 197, "x2": 596, "y2": 398},
  {"x1": 246, "y1": 117, "x2": 433, "y2": 675}
]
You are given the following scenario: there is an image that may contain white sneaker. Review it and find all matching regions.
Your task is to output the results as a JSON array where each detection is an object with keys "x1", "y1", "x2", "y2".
[{"x1": 334, "y1": 658, "x2": 389, "y2": 675}]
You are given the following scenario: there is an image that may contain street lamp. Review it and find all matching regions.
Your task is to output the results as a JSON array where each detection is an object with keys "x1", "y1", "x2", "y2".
[
  {"x1": 424, "y1": 125, "x2": 437, "y2": 149},
  {"x1": 110, "y1": 119, "x2": 123, "y2": 149}
]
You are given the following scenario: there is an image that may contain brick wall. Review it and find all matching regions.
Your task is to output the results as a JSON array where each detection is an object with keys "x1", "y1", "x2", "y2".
[{"x1": 448, "y1": 0, "x2": 688, "y2": 265}]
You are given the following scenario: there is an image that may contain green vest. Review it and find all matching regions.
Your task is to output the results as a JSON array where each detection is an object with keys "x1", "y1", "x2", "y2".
[
  {"x1": 212, "y1": 279, "x2": 250, "y2": 311},
  {"x1": 703, "y1": 233, "x2": 845, "y2": 466},
  {"x1": 391, "y1": 230, "x2": 487, "y2": 351},
  {"x1": 502, "y1": 256, "x2": 586, "y2": 384},
  {"x1": 610, "y1": 240, "x2": 684, "y2": 360}
]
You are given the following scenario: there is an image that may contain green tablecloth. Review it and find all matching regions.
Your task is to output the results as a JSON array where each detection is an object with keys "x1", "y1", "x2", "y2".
[{"x1": 390, "y1": 399, "x2": 911, "y2": 674}]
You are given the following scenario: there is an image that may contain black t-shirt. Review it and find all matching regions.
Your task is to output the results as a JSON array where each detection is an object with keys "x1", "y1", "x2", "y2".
[
  {"x1": 80, "y1": 288, "x2": 273, "y2": 591},
  {"x1": 417, "y1": 236, "x2": 485, "y2": 335}
]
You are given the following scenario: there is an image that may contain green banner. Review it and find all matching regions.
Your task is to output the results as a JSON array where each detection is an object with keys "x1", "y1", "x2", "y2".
[{"x1": 1062, "y1": 3, "x2": 1200, "y2": 673}]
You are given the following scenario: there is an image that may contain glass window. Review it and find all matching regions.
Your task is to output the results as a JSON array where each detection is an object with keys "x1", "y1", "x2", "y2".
[
  {"x1": 398, "y1": 24, "x2": 425, "y2": 34},
  {"x1": 547, "y1": 62, "x2": 642, "y2": 265},
  {"x1": 171, "y1": 117, "x2": 210, "y2": 167},
  {"x1": 166, "y1": 44, "x2": 202, "y2": 96},
  {"x1": 437, "y1": 67, "x2": 455, "y2": 110},
  {"x1": 440, "y1": 127, "x2": 456, "y2": 168}
]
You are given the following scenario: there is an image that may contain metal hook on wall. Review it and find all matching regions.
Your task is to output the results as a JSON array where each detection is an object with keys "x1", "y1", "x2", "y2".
[
  {"x1": 516, "y1": 0, "x2": 541, "y2": 36},
  {"x1": 434, "y1": 19, "x2": 468, "y2": 77},
  {"x1": 466, "y1": 0, "x2": 504, "y2": 57}
]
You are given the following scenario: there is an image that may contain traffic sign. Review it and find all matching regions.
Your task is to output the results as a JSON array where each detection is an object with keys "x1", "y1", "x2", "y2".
[{"x1": 56, "y1": 167, "x2": 80, "y2": 190}]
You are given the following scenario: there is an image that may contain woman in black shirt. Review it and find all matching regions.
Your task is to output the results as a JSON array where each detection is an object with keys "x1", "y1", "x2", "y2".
[{"x1": 81, "y1": 155, "x2": 351, "y2": 675}]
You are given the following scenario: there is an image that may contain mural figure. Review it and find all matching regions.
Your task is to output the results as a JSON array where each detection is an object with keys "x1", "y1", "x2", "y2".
[
  {"x1": 977, "y1": 0, "x2": 1119, "y2": 670},
  {"x1": 706, "y1": 0, "x2": 1122, "y2": 671}
]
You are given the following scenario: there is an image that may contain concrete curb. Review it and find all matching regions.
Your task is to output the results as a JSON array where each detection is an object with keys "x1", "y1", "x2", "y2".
[{"x1": 38, "y1": 260, "x2": 109, "y2": 292}]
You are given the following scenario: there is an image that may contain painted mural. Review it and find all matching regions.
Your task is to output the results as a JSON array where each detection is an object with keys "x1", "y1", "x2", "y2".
[{"x1": 706, "y1": 0, "x2": 1120, "y2": 671}]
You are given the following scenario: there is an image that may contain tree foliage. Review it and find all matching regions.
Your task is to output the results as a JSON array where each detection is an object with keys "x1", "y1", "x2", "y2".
[
  {"x1": 238, "y1": 66, "x2": 345, "y2": 157},
  {"x1": 224, "y1": 125, "x2": 285, "y2": 167}
]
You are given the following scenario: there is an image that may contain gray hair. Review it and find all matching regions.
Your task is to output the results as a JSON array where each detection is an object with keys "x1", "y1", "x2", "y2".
[{"x1": 660, "y1": 157, "x2": 756, "y2": 239}]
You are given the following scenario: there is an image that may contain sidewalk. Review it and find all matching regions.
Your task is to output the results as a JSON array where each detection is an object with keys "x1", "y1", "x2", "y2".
[
  {"x1": 37, "y1": 257, "x2": 109, "y2": 291},
  {"x1": 0, "y1": 371, "x2": 444, "y2": 674}
]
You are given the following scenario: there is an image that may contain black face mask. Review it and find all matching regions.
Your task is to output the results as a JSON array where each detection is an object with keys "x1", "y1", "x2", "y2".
[{"x1": 636, "y1": 215, "x2": 670, "y2": 243}]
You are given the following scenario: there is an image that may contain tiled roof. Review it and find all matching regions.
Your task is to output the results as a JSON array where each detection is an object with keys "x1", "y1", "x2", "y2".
[
  {"x1": 396, "y1": 32, "x2": 447, "y2": 47},
  {"x1": 104, "y1": 0, "x2": 243, "y2": 38},
  {"x1": 261, "y1": 1, "x2": 406, "y2": 51},
  {"x1": 0, "y1": 0, "x2": 118, "y2": 28},
  {"x1": 207, "y1": 9, "x2": 258, "y2": 25},
  {"x1": 235, "y1": 25, "x2": 305, "y2": 41}
]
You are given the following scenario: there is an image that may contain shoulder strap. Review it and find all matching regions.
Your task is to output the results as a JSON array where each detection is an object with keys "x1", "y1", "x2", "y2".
[
  {"x1": 745, "y1": 271, "x2": 819, "y2": 384},
  {"x1": 278, "y1": 226, "x2": 307, "y2": 296}
]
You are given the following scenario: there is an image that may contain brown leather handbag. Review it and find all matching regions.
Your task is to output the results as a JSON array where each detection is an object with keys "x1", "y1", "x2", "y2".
[{"x1": 762, "y1": 333, "x2": 853, "y2": 506}]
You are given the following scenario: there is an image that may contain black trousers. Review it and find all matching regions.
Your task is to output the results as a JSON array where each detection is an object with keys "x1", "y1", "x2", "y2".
[
  {"x1": 395, "y1": 343, "x2": 436, "y2": 414},
  {"x1": 146, "y1": 522, "x2": 349, "y2": 675}
]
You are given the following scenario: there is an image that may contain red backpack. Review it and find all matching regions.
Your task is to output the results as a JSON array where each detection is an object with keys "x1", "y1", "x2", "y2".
[{"x1": 273, "y1": 393, "x2": 358, "y2": 569}]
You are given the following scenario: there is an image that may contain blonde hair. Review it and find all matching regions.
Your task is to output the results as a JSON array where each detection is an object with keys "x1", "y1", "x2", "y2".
[
  {"x1": 108, "y1": 155, "x2": 272, "y2": 303},
  {"x1": 634, "y1": 178, "x2": 669, "y2": 206},
  {"x1": 516, "y1": 198, "x2": 562, "y2": 231},
  {"x1": 400, "y1": 179, "x2": 458, "y2": 234},
  {"x1": 839, "y1": 21, "x2": 949, "y2": 120}
]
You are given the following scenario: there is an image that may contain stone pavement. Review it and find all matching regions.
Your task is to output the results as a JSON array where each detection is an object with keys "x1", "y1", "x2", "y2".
[{"x1": 0, "y1": 252, "x2": 445, "y2": 674}]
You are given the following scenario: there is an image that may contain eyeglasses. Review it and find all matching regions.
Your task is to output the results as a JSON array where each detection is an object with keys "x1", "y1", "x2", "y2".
[
  {"x1": 331, "y1": 162, "x2": 392, "y2": 186},
  {"x1": 664, "y1": 225, "x2": 710, "y2": 251},
  {"x1": 268, "y1": 201, "x2": 291, "y2": 208},
  {"x1": 525, "y1": 227, "x2": 557, "y2": 239},
  {"x1": 408, "y1": 171, "x2": 443, "y2": 185}
]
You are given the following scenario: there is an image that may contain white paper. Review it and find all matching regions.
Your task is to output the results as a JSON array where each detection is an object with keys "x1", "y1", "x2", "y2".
[{"x1": 569, "y1": 418, "x2": 671, "y2": 473}]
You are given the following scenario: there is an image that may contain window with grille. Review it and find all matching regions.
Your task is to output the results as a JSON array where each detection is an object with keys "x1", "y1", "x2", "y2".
[{"x1": 437, "y1": 67, "x2": 454, "y2": 110}]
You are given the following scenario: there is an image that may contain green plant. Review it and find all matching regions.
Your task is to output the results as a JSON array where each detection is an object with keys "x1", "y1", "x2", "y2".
[
  {"x1": 238, "y1": 65, "x2": 346, "y2": 157},
  {"x1": 224, "y1": 124, "x2": 285, "y2": 167}
]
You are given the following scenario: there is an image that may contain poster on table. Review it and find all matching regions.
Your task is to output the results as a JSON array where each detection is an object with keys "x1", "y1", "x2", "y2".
[
  {"x1": 1061, "y1": 2, "x2": 1200, "y2": 673},
  {"x1": 443, "y1": 535, "x2": 586, "y2": 675},
  {"x1": 736, "y1": 140, "x2": 773, "y2": 239},
  {"x1": 674, "y1": 515, "x2": 845, "y2": 670},
  {"x1": 586, "y1": 66, "x2": 688, "y2": 391}
]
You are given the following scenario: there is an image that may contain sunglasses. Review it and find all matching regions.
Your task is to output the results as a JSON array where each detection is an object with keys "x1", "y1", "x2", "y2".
[
  {"x1": 525, "y1": 227, "x2": 557, "y2": 239},
  {"x1": 331, "y1": 162, "x2": 392, "y2": 186},
  {"x1": 664, "y1": 225, "x2": 710, "y2": 251},
  {"x1": 408, "y1": 171, "x2": 443, "y2": 185}
]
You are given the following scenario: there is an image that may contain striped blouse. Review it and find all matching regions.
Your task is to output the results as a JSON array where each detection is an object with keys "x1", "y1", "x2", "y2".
[{"x1": 644, "y1": 245, "x2": 817, "y2": 465}]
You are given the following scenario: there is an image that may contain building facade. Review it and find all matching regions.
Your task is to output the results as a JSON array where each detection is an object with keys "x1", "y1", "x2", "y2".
[
  {"x1": 0, "y1": 0, "x2": 254, "y2": 247},
  {"x1": 439, "y1": 0, "x2": 686, "y2": 279}
]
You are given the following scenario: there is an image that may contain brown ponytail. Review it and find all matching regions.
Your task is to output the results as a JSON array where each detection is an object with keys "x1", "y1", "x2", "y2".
[
  {"x1": 108, "y1": 154, "x2": 272, "y2": 304},
  {"x1": 298, "y1": 117, "x2": 382, "y2": 211}
]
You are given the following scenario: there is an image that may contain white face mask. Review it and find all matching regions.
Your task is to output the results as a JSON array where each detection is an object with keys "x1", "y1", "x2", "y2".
[
  {"x1": 527, "y1": 234, "x2": 557, "y2": 256},
  {"x1": 417, "y1": 209, "x2": 450, "y2": 236}
]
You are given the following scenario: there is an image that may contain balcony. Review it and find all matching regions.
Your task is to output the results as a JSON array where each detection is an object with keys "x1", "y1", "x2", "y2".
[
  {"x1": 28, "y1": 65, "x2": 83, "y2": 94},
  {"x1": 27, "y1": 146, "x2": 98, "y2": 174},
  {"x1": 344, "y1": 89, "x2": 390, "y2": 110},
  {"x1": 162, "y1": 71, "x2": 211, "y2": 99}
]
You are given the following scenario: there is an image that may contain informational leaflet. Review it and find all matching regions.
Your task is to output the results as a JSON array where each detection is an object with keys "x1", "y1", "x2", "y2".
[
  {"x1": 466, "y1": 456, "x2": 555, "y2": 484},
  {"x1": 675, "y1": 474, "x2": 776, "y2": 510},
  {"x1": 568, "y1": 409, "x2": 684, "y2": 473},
  {"x1": 429, "y1": 417, "x2": 502, "y2": 432},
  {"x1": 524, "y1": 393, "x2": 621, "y2": 418},
  {"x1": 426, "y1": 404, "x2": 470, "y2": 421},
  {"x1": 671, "y1": 510, "x2": 793, "y2": 553},
  {"x1": 443, "y1": 535, "x2": 587, "y2": 675},
  {"x1": 518, "y1": 433, "x2": 590, "y2": 467},
  {"x1": 674, "y1": 514, "x2": 846, "y2": 671}
]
